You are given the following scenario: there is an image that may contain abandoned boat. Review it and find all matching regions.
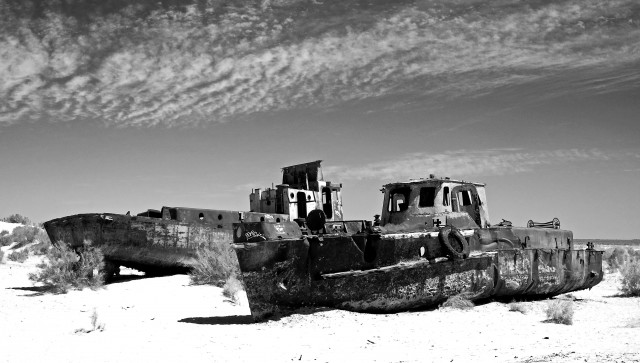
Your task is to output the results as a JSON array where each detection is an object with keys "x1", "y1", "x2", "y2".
[
  {"x1": 232, "y1": 175, "x2": 604, "y2": 321},
  {"x1": 43, "y1": 161, "x2": 345, "y2": 276}
]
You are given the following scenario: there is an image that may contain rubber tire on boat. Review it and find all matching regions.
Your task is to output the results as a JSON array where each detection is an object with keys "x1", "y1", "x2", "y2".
[{"x1": 438, "y1": 226, "x2": 470, "y2": 259}]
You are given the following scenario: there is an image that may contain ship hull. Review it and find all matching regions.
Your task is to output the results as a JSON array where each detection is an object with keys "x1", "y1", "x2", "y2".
[
  {"x1": 233, "y1": 230, "x2": 603, "y2": 321},
  {"x1": 44, "y1": 210, "x2": 287, "y2": 275}
]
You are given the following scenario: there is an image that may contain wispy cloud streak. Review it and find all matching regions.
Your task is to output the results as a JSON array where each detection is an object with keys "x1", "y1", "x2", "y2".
[
  {"x1": 324, "y1": 148, "x2": 639, "y2": 181},
  {"x1": 0, "y1": 0, "x2": 639, "y2": 127}
]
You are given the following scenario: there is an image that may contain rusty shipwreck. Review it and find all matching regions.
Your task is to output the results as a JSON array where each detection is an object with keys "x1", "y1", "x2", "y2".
[
  {"x1": 232, "y1": 172, "x2": 604, "y2": 320},
  {"x1": 43, "y1": 161, "x2": 345, "y2": 277}
]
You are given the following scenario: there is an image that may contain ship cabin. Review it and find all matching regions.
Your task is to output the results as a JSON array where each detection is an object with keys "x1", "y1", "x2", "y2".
[
  {"x1": 249, "y1": 160, "x2": 344, "y2": 222},
  {"x1": 381, "y1": 175, "x2": 490, "y2": 230}
]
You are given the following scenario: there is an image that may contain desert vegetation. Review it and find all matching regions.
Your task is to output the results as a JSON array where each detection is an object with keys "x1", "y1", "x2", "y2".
[
  {"x1": 28, "y1": 240, "x2": 105, "y2": 293},
  {"x1": 1, "y1": 215, "x2": 50, "y2": 264},
  {"x1": 619, "y1": 261, "x2": 640, "y2": 297},
  {"x1": 603, "y1": 247, "x2": 640, "y2": 297},
  {"x1": 75, "y1": 308, "x2": 105, "y2": 334},
  {"x1": 189, "y1": 242, "x2": 243, "y2": 303},
  {"x1": 1, "y1": 213, "x2": 32, "y2": 225},
  {"x1": 508, "y1": 301, "x2": 528, "y2": 314},
  {"x1": 545, "y1": 299, "x2": 574, "y2": 325},
  {"x1": 440, "y1": 293, "x2": 474, "y2": 310},
  {"x1": 7, "y1": 249, "x2": 29, "y2": 263}
]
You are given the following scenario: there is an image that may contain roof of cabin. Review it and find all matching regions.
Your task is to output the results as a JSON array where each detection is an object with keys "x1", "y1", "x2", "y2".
[{"x1": 382, "y1": 177, "x2": 486, "y2": 189}]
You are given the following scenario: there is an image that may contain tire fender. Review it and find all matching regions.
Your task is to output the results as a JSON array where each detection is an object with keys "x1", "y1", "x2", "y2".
[{"x1": 438, "y1": 226, "x2": 470, "y2": 259}]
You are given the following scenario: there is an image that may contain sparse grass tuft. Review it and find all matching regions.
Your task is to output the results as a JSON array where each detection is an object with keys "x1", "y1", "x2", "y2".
[
  {"x1": 545, "y1": 299, "x2": 573, "y2": 325},
  {"x1": 189, "y1": 242, "x2": 240, "y2": 286},
  {"x1": 29, "y1": 240, "x2": 104, "y2": 293},
  {"x1": 509, "y1": 302, "x2": 528, "y2": 314},
  {"x1": 441, "y1": 293, "x2": 474, "y2": 310},
  {"x1": 75, "y1": 308, "x2": 105, "y2": 334},
  {"x1": 620, "y1": 261, "x2": 640, "y2": 297},
  {"x1": 0, "y1": 249, "x2": 4, "y2": 263},
  {"x1": 7, "y1": 249, "x2": 29, "y2": 263}
]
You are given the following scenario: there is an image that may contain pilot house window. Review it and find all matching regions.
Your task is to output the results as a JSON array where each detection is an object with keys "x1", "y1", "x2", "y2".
[
  {"x1": 460, "y1": 190, "x2": 472, "y2": 206},
  {"x1": 419, "y1": 187, "x2": 436, "y2": 207},
  {"x1": 322, "y1": 187, "x2": 333, "y2": 219},
  {"x1": 388, "y1": 187, "x2": 411, "y2": 212},
  {"x1": 443, "y1": 187, "x2": 450, "y2": 206}
]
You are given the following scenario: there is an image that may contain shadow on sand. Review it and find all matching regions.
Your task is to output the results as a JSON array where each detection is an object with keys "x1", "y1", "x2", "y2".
[
  {"x1": 7, "y1": 285, "x2": 55, "y2": 297},
  {"x1": 179, "y1": 306, "x2": 337, "y2": 325},
  {"x1": 178, "y1": 315, "x2": 255, "y2": 325}
]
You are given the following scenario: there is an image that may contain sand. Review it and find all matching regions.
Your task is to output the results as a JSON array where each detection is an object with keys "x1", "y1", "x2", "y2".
[{"x1": 1, "y1": 252, "x2": 639, "y2": 363}]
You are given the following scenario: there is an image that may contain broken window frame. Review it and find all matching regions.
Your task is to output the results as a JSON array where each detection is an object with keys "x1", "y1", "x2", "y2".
[
  {"x1": 388, "y1": 187, "x2": 411, "y2": 213},
  {"x1": 418, "y1": 187, "x2": 436, "y2": 208}
]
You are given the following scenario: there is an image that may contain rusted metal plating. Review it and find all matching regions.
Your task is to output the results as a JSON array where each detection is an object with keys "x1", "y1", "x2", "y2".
[
  {"x1": 234, "y1": 224, "x2": 603, "y2": 321},
  {"x1": 44, "y1": 208, "x2": 288, "y2": 274}
]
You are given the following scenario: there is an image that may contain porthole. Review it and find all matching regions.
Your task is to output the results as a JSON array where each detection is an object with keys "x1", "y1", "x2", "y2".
[
  {"x1": 307, "y1": 195, "x2": 311, "y2": 201},
  {"x1": 260, "y1": 217, "x2": 265, "y2": 222},
  {"x1": 276, "y1": 218, "x2": 281, "y2": 222},
  {"x1": 218, "y1": 214, "x2": 223, "y2": 220},
  {"x1": 290, "y1": 193, "x2": 295, "y2": 198}
]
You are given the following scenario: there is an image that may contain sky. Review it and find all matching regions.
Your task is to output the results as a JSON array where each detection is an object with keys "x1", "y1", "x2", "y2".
[{"x1": 0, "y1": 0, "x2": 639, "y2": 239}]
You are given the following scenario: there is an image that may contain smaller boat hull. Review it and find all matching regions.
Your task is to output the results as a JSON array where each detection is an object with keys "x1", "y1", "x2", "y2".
[{"x1": 44, "y1": 209, "x2": 288, "y2": 275}]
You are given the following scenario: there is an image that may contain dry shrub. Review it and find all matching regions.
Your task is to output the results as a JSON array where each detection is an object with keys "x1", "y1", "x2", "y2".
[
  {"x1": 441, "y1": 293, "x2": 474, "y2": 310},
  {"x1": 0, "y1": 232, "x2": 12, "y2": 247},
  {"x1": 7, "y1": 249, "x2": 29, "y2": 263},
  {"x1": 29, "y1": 240, "x2": 104, "y2": 293},
  {"x1": 509, "y1": 302, "x2": 528, "y2": 314},
  {"x1": 5, "y1": 225, "x2": 39, "y2": 249},
  {"x1": 604, "y1": 247, "x2": 640, "y2": 271},
  {"x1": 545, "y1": 299, "x2": 573, "y2": 325},
  {"x1": 620, "y1": 261, "x2": 640, "y2": 297},
  {"x1": 190, "y1": 242, "x2": 245, "y2": 303},
  {"x1": 1, "y1": 225, "x2": 49, "y2": 250},
  {"x1": 189, "y1": 242, "x2": 240, "y2": 286},
  {"x1": 1, "y1": 214, "x2": 31, "y2": 225},
  {"x1": 30, "y1": 229, "x2": 51, "y2": 255}
]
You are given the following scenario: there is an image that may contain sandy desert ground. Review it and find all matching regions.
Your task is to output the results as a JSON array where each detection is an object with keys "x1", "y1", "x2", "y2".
[{"x1": 1, "y1": 248, "x2": 639, "y2": 363}]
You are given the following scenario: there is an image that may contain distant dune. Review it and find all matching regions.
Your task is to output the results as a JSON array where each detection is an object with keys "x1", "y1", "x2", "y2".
[{"x1": 0, "y1": 221, "x2": 22, "y2": 234}]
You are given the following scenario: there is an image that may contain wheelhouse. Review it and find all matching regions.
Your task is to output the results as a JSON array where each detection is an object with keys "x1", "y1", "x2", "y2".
[{"x1": 381, "y1": 176, "x2": 490, "y2": 229}]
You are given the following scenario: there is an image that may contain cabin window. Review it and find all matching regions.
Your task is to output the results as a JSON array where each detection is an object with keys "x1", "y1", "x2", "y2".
[
  {"x1": 443, "y1": 187, "x2": 450, "y2": 206},
  {"x1": 419, "y1": 187, "x2": 436, "y2": 207},
  {"x1": 322, "y1": 187, "x2": 333, "y2": 219},
  {"x1": 460, "y1": 190, "x2": 472, "y2": 206},
  {"x1": 388, "y1": 187, "x2": 411, "y2": 212}
]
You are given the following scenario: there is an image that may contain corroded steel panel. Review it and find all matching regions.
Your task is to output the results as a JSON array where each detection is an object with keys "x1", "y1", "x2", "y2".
[
  {"x1": 44, "y1": 213, "x2": 237, "y2": 273},
  {"x1": 234, "y1": 234, "x2": 604, "y2": 321}
]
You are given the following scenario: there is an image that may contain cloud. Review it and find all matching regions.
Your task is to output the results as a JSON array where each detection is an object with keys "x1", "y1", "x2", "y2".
[
  {"x1": 0, "y1": 0, "x2": 639, "y2": 127},
  {"x1": 324, "y1": 148, "x2": 637, "y2": 181}
]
